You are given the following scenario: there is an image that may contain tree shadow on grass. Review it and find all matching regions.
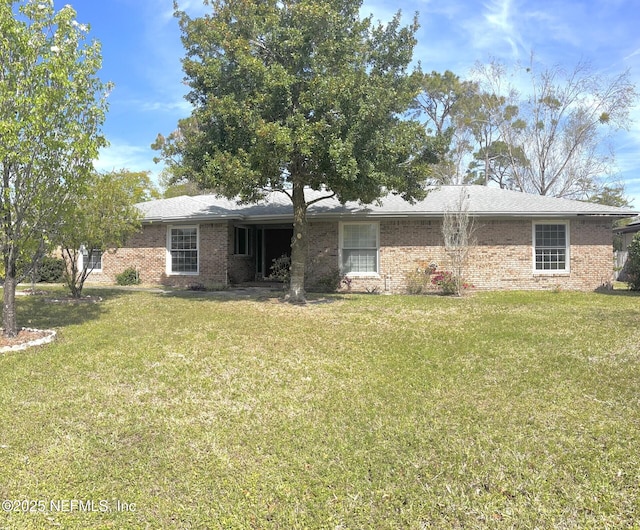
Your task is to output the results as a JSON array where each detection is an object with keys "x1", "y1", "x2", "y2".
[
  {"x1": 158, "y1": 286, "x2": 348, "y2": 304},
  {"x1": 8, "y1": 287, "x2": 129, "y2": 331},
  {"x1": 594, "y1": 285, "x2": 640, "y2": 298}
]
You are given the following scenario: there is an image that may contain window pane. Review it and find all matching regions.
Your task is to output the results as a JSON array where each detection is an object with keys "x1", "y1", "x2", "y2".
[
  {"x1": 171, "y1": 250, "x2": 198, "y2": 273},
  {"x1": 343, "y1": 224, "x2": 377, "y2": 249},
  {"x1": 535, "y1": 224, "x2": 567, "y2": 271},
  {"x1": 536, "y1": 249, "x2": 566, "y2": 270},
  {"x1": 82, "y1": 249, "x2": 102, "y2": 269},
  {"x1": 535, "y1": 224, "x2": 566, "y2": 248},
  {"x1": 171, "y1": 228, "x2": 197, "y2": 250},
  {"x1": 342, "y1": 249, "x2": 377, "y2": 273},
  {"x1": 170, "y1": 228, "x2": 198, "y2": 273},
  {"x1": 342, "y1": 223, "x2": 378, "y2": 274},
  {"x1": 235, "y1": 227, "x2": 249, "y2": 255}
]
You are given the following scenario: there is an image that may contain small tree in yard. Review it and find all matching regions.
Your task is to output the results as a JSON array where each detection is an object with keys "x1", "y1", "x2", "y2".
[
  {"x1": 154, "y1": 0, "x2": 436, "y2": 303},
  {"x1": 626, "y1": 232, "x2": 640, "y2": 291},
  {"x1": 442, "y1": 187, "x2": 475, "y2": 295},
  {"x1": 60, "y1": 170, "x2": 142, "y2": 298},
  {"x1": 0, "y1": 1, "x2": 109, "y2": 336}
]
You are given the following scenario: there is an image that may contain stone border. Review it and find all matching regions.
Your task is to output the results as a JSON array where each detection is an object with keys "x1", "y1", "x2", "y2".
[
  {"x1": 44, "y1": 296, "x2": 103, "y2": 304},
  {"x1": 0, "y1": 328, "x2": 57, "y2": 353}
]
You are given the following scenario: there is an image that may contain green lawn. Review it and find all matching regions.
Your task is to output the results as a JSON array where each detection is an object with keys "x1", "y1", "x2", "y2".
[{"x1": 0, "y1": 288, "x2": 639, "y2": 529}]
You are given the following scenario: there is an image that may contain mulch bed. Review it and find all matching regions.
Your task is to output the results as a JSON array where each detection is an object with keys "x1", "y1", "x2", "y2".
[{"x1": 0, "y1": 328, "x2": 53, "y2": 349}]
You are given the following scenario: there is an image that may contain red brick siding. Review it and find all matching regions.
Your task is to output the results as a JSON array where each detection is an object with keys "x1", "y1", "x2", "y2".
[
  {"x1": 87, "y1": 222, "x2": 230, "y2": 287},
  {"x1": 305, "y1": 221, "x2": 340, "y2": 289},
  {"x1": 93, "y1": 217, "x2": 614, "y2": 292},
  {"x1": 228, "y1": 224, "x2": 255, "y2": 284},
  {"x1": 337, "y1": 218, "x2": 613, "y2": 292}
]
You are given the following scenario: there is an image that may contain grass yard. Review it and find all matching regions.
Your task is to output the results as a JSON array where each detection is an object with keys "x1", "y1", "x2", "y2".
[{"x1": 0, "y1": 288, "x2": 639, "y2": 529}]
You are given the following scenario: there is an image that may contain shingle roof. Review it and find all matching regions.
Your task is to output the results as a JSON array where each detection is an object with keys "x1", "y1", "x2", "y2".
[
  {"x1": 138, "y1": 185, "x2": 637, "y2": 222},
  {"x1": 614, "y1": 215, "x2": 640, "y2": 233}
]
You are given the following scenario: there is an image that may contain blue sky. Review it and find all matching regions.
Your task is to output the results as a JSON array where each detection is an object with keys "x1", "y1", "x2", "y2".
[{"x1": 56, "y1": 0, "x2": 640, "y2": 207}]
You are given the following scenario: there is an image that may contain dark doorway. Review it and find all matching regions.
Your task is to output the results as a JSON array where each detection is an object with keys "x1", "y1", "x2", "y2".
[{"x1": 256, "y1": 227, "x2": 293, "y2": 278}]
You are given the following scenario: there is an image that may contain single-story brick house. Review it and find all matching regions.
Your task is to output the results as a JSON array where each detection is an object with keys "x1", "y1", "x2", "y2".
[{"x1": 85, "y1": 185, "x2": 636, "y2": 292}]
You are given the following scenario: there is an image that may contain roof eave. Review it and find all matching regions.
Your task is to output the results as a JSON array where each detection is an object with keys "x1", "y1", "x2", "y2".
[
  {"x1": 143, "y1": 214, "x2": 245, "y2": 223},
  {"x1": 143, "y1": 212, "x2": 632, "y2": 223}
]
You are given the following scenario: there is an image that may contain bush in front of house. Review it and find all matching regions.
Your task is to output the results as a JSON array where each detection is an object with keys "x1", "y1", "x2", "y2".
[
  {"x1": 405, "y1": 260, "x2": 438, "y2": 294},
  {"x1": 626, "y1": 232, "x2": 640, "y2": 291},
  {"x1": 116, "y1": 267, "x2": 140, "y2": 286},
  {"x1": 37, "y1": 256, "x2": 65, "y2": 283},
  {"x1": 268, "y1": 254, "x2": 291, "y2": 285},
  {"x1": 308, "y1": 269, "x2": 342, "y2": 293}
]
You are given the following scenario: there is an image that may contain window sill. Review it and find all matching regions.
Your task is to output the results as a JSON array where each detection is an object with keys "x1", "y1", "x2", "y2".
[
  {"x1": 533, "y1": 271, "x2": 570, "y2": 277},
  {"x1": 167, "y1": 271, "x2": 200, "y2": 276},
  {"x1": 343, "y1": 273, "x2": 381, "y2": 278}
]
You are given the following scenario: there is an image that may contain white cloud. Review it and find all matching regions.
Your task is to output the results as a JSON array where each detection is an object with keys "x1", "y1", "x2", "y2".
[
  {"x1": 625, "y1": 48, "x2": 640, "y2": 61},
  {"x1": 126, "y1": 98, "x2": 193, "y2": 115},
  {"x1": 479, "y1": 0, "x2": 524, "y2": 58},
  {"x1": 95, "y1": 141, "x2": 160, "y2": 179},
  {"x1": 144, "y1": 0, "x2": 210, "y2": 22},
  {"x1": 360, "y1": 1, "x2": 398, "y2": 23}
]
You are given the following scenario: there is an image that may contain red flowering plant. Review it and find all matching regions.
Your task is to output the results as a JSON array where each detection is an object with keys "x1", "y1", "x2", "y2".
[
  {"x1": 430, "y1": 270, "x2": 457, "y2": 294},
  {"x1": 431, "y1": 270, "x2": 474, "y2": 295}
]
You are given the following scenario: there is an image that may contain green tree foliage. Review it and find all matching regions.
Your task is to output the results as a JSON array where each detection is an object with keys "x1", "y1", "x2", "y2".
[
  {"x1": 162, "y1": 181, "x2": 201, "y2": 198},
  {"x1": 154, "y1": 0, "x2": 434, "y2": 302},
  {"x1": 413, "y1": 71, "x2": 479, "y2": 184},
  {"x1": 159, "y1": 172, "x2": 204, "y2": 198},
  {"x1": 0, "y1": 0, "x2": 109, "y2": 336},
  {"x1": 584, "y1": 182, "x2": 632, "y2": 208},
  {"x1": 626, "y1": 232, "x2": 640, "y2": 291},
  {"x1": 59, "y1": 171, "x2": 143, "y2": 298},
  {"x1": 469, "y1": 140, "x2": 528, "y2": 189},
  {"x1": 109, "y1": 169, "x2": 161, "y2": 203}
]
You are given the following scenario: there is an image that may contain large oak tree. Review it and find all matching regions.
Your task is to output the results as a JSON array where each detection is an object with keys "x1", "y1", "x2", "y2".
[
  {"x1": 0, "y1": 1, "x2": 109, "y2": 336},
  {"x1": 155, "y1": 0, "x2": 435, "y2": 303}
]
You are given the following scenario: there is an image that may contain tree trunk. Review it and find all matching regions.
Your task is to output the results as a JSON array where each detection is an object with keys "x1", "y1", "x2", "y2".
[
  {"x1": 64, "y1": 248, "x2": 83, "y2": 298},
  {"x1": 287, "y1": 181, "x2": 308, "y2": 304},
  {"x1": 3, "y1": 257, "x2": 18, "y2": 338}
]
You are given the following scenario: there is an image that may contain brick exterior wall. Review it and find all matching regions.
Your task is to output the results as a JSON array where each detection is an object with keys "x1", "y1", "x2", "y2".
[
  {"x1": 91, "y1": 217, "x2": 615, "y2": 292},
  {"x1": 339, "y1": 217, "x2": 614, "y2": 292},
  {"x1": 227, "y1": 224, "x2": 255, "y2": 284},
  {"x1": 305, "y1": 221, "x2": 340, "y2": 290},
  {"x1": 87, "y1": 222, "x2": 229, "y2": 287}
]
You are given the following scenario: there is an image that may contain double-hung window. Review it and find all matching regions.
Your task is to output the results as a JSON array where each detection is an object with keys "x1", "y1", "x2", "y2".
[
  {"x1": 81, "y1": 248, "x2": 102, "y2": 271},
  {"x1": 534, "y1": 222, "x2": 569, "y2": 272},
  {"x1": 169, "y1": 226, "x2": 199, "y2": 274},
  {"x1": 341, "y1": 223, "x2": 379, "y2": 275}
]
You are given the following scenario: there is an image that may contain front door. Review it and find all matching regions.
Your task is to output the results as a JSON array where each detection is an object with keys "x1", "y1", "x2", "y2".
[{"x1": 256, "y1": 227, "x2": 293, "y2": 279}]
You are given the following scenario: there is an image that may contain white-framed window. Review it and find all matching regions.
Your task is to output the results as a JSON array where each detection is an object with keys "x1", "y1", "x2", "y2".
[
  {"x1": 533, "y1": 221, "x2": 570, "y2": 273},
  {"x1": 80, "y1": 248, "x2": 102, "y2": 271},
  {"x1": 167, "y1": 226, "x2": 199, "y2": 274},
  {"x1": 234, "y1": 226, "x2": 251, "y2": 256},
  {"x1": 340, "y1": 222, "x2": 379, "y2": 275}
]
